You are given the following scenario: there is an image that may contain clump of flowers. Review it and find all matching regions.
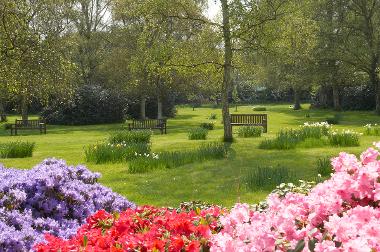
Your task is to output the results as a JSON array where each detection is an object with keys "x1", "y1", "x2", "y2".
[
  {"x1": 0, "y1": 159, "x2": 135, "y2": 251},
  {"x1": 300, "y1": 121, "x2": 330, "y2": 138},
  {"x1": 134, "y1": 152, "x2": 159, "y2": 159},
  {"x1": 328, "y1": 129, "x2": 361, "y2": 146},
  {"x1": 211, "y1": 143, "x2": 380, "y2": 251},
  {"x1": 35, "y1": 205, "x2": 224, "y2": 251},
  {"x1": 364, "y1": 123, "x2": 380, "y2": 136}
]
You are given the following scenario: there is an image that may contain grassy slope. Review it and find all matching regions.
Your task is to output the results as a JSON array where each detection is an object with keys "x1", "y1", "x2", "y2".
[{"x1": 0, "y1": 104, "x2": 379, "y2": 207}]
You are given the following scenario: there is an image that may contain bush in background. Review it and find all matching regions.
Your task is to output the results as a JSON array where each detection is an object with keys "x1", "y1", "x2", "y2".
[
  {"x1": 0, "y1": 141, "x2": 35, "y2": 158},
  {"x1": 41, "y1": 85, "x2": 127, "y2": 125},
  {"x1": 237, "y1": 126, "x2": 263, "y2": 138},
  {"x1": 188, "y1": 127, "x2": 208, "y2": 140},
  {"x1": 200, "y1": 122, "x2": 215, "y2": 130}
]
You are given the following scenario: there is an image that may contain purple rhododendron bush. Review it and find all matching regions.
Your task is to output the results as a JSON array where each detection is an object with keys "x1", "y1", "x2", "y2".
[
  {"x1": 0, "y1": 158, "x2": 135, "y2": 251},
  {"x1": 211, "y1": 143, "x2": 380, "y2": 251}
]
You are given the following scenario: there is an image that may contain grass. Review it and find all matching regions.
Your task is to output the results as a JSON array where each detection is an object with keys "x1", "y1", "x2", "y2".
[
  {"x1": 245, "y1": 165, "x2": 295, "y2": 190},
  {"x1": 2, "y1": 104, "x2": 380, "y2": 207},
  {"x1": 200, "y1": 122, "x2": 215, "y2": 130},
  {"x1": 188, "y1": 127, "x2": 208, "y2": 140},
  {"x1": 128, "y1": 142, "x2": 228, "y2": 173},
  {"x1": 0, "y1": 141, "x2": 35, "y2": 158},
  {"x1": 237, "y1": 126, "x2": 263, "y2": 138},
  {"x1": 252, "y1": 106, "x2": 267, "y2": 111},
  {"x1": 316, "y1": 156, "x2": 333, "y2": 177},
  {"x1": 109, "y1": 130, "x2": 151, "y2": 144}
]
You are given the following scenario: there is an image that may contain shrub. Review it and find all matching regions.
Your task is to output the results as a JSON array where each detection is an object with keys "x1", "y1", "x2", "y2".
[
  {"x1": 316, "y1": 156, "x2": 333, "y2": 177},
  {"x1": 245, "y1": 165, "x2": 295, "y2": 190},
  {"x1": 35, "y1": 205, "x2": 222, "y2": 252},
  {"x1": 128, "y1": 142, "x2": 228, "y2": 173},
  {"x1": 252, "y1": 106, "x2": 266, "y2": 111},
  {"x1": 237, "y1": 126, "x2": 263, "y2": 138},
  {"x1": 200, "y1": 122, "x2": 215, "y2": 130},
  {"x1": 328, "y1": 129, "x2": 361, "y2": 147},
  {"x1": 84, "y1": 142, "x2": 150, "y2": 164},
  {"x1": 0, "y1": 159, "x2": 135, "y2": 251},
  {"x1": 364, "y1": 123, "x2": 380, "y2": 136},
  {"x1": 109, "y1": 130, "x2": 151, "y2": 144},
  {"x1": 0, "y1": 141, "x2": 35, "y2": 158},
  {"x1": 211, "y1": 144, "x2": 380, "y2": 251},
  {"x1": 209, "y1": 113, "x2": 217, "y2": 120},
  {"x1": 188, "y1": 127, "x2": 208, "y2": 140},
  {"x1": 41, "y1": 85, "x2": 127, "y2": 125},
  {"x1": 3, "y1": 123, "x2": 12, "y2": 130}
]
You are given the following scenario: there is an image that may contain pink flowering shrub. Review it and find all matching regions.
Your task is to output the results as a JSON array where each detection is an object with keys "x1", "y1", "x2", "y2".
[{"x1": 211, "y1": 143, "x2": 380, "y2": 251}]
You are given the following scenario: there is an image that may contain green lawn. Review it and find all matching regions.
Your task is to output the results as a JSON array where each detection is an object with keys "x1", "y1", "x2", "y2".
[{"x1": 0, "y1": 104, "x2": 379, "y2": 207}]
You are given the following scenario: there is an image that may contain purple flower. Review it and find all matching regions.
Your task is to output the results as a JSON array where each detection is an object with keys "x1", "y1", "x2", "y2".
[{"x1": 0, "y1": 159, "x2": 135, "y2": 251}]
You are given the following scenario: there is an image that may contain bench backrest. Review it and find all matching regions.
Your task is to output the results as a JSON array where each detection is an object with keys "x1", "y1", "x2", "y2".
[
  {"x1": 230, "y1": 114, "x2": 267, "y2": 125},
  {"x1": 131, "y1": 119, "x2": 166, "y2": 128},
  {"x1": 15, "y1": 119, "x2": 44, "y2": 128}
]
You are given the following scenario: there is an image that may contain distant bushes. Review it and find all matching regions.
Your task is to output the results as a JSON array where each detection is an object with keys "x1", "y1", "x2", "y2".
[
  {"x1": 42, "y1": 85, "x2": 127, "y2": 125},
  {"x1": 0, "y1": 141, "x2": 35, "y2": 158}
]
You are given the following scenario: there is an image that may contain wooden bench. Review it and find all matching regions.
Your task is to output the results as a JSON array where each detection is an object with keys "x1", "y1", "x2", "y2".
[
  {"x1": 10, "y1": 119, "x2": 47, "y2": 136},
  {"x1": 0, "y1": 114, "x2": 6, "y2": 122},
  {"x1": 230, "y1": 114, "x2": 268, "y2": 133},
  {"x1": 128, "y1": 119, "x2": 167, "y2": 134}
]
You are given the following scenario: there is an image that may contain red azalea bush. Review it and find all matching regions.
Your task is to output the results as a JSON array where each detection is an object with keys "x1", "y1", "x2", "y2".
[{"x1": 35, "y1": 205, "x2": 223, "y2": 252}]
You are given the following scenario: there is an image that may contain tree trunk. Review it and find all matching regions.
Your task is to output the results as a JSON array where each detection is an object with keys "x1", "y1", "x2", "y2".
[
  {"x1": 319, "y1": 85, "x2": 328, "y2": 108},
  {"x1": 293, "y1": 88, "x2": 301, "y2": 110},
  {"x1": 370, "y1": 63, "x2": 380, "y2": 115},
  {"x1": 21, "y1": 93, "x2": 28, "y2": 122},
  {"x1": 221, "y1": 0, "x2": 233, "y2": 141},
  {"x1": 157, "y1": 95, "x2": 163, "y2": 119},
  {"x1": 332, "y1": 84, "x2": 341, "y2": 111},
  {"x1": 140, "y1": 96, "x2": 146, "y2": 120}
]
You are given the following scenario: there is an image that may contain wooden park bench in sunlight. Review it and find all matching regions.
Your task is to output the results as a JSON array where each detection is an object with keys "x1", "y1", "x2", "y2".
[
  {"x1": 10, "y1": 119, "x2": 47, "y2": 136},
  {"x1": 230, "y1": 114, "x2": 268, "y2": 133},
  {"x1": 128, "y1": 119, "x2": 167, "y2": 134}
]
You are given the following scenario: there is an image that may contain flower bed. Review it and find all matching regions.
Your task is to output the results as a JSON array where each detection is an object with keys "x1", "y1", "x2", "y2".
[
  {"x1": 5, "y1": 144, "x2": 380, "y2": 251},
  {"x1": 35, "y1": 205, "x2": 223, "y2": 251},
  {"x1": 211, "y1": 143, "x2": 380, "y2": 251},
  {"x1": 0, "y1": 159, "x2": 135, "y2": 251}
]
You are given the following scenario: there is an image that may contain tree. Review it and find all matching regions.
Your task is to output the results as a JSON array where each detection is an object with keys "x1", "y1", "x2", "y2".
[{"x1": 0, "y1": 0, "x2": 75, "y2": 121}]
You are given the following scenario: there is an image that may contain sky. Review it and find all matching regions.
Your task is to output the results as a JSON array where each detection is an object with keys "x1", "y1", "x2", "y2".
[{"x1": 207, "y1": 0, "x2": 221, "y2": 20}]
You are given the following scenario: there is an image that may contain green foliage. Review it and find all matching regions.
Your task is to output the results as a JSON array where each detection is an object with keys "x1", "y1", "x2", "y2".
[
  {"x1": 109, "y1": 130, "x2": 151, "y2": 144},
  {"x1": 0, "y1": 142, "x2": 35, "y2": 158},
  {"x1": 328, "y1": 130, "x2": 360, "y2": 147},
  {"x1": 209, "y1": 113, "x2": 217, "y2": 120},
  {"x1": 84, "y1": 143, "x2": 150, "y2": 164},
  {"x1": 252, "y1": 106, "x2": 267, "y2": 111},
  {"x1": 364, "y1": 124, "x2": 380, "y2": 136},
  {"x1": 237, "y1": 126, "x2": 263, "y2": 138},
  {"x1": 259, "y1": 129, "x2": 302, "y2": 150},
  {"x1": 188, "y1": 127, "x2": 208, "y2": 140},
  {"x1": 316, "y1": 157, "x2": 333, "y2": 177},
  {"x1": 128, "y1": 142, "x2": 228, "y2": 173},
  {"x1": 245, "y1": 165, "x2": 295, "y2": 190},
  {"x1": 199, "y1": 122, "x2": 215, "y2": 130}
]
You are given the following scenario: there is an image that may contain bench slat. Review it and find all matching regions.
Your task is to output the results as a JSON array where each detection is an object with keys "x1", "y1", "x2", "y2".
[{"x1": 230, "y1": 114, "x2": 268, "y2": 133}]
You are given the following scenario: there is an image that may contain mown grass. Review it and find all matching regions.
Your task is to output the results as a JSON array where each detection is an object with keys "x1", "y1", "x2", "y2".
[{"x1": 1, "y1": 104, "x2": 380, "y2": 207}]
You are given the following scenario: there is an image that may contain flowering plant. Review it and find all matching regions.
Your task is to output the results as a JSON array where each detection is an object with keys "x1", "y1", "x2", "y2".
[
  {"x1": 211, "y1": 143, "x2": 380, "y2": 251},
  {"x1": 0, "y1": 159, "x2": 134, "y2": 251},
  {"x1": 35, "y1": 205, "x2": 224, "y2": 251}
]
